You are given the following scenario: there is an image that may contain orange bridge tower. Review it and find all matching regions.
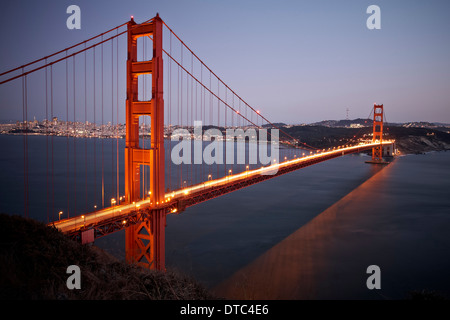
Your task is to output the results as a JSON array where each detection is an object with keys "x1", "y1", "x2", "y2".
[
  {"x1": 124, "y1": 14, "x2": 166, "y2": 270},
  {"x1": 365, "y1": 103, "x2": 389, "y2": 164}
]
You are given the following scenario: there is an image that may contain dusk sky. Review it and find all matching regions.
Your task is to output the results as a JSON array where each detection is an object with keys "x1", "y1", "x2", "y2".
[{"x1": 0, "y1": 0, "x2": 449, "y2": 124}]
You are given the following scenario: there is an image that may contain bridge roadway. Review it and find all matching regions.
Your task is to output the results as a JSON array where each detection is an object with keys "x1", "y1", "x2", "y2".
[{"x1": 50, "y1": 141, "x2": 394, "y2": 241}]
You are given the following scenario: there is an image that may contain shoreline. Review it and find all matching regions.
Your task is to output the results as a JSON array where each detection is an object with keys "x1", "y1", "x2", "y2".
[{"x1": 1, "y1": 132, "x2": 449, "y2": 155}]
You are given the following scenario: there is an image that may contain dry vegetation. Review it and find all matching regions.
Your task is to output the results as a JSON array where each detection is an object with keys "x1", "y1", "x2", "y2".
[{"x1": 0, "y1": 214, "x2": 217, "y2": 300}]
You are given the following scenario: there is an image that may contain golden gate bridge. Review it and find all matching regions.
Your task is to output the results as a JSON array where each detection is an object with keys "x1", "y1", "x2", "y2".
[{"x1": 0, "y1": 14, "x2": 394, "y2": 271}]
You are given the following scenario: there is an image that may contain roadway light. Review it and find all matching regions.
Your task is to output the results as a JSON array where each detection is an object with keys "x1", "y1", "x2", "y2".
[{"x1": 59, "y1": 211, "x2": 63, "y2": 220}]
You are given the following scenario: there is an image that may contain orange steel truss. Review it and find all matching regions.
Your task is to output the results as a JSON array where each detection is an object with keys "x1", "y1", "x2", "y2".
[
  {"x1": 124, "y1": 14, "x2": 166, "y2": 270},
  {"x1": 372, "y1": 104, "x2": 384, "y2": 162}
]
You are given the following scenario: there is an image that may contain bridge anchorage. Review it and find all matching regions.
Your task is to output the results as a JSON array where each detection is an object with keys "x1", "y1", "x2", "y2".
[{"x1": 36, "y1": 14, "x2": 396, "y2": 272}]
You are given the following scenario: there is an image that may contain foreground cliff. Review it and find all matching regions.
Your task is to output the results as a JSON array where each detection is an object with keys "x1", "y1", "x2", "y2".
[{"x1": 0, "y1": 214, "x2": 215, "y2": 300}]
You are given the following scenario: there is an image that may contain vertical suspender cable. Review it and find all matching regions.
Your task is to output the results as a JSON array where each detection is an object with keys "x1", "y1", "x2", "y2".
[
  {"x1": 225, "y1": 88, "x2": 227, "y2": 177},
  {"x1": 50, "y1": 65, "x2": 55, "y2": 221},
  {"x1": 111, "y1": 39, "x2": 114, "y2": 202},
  {"x1": 180, "y1": 45, "x2": 183, "y2": 188},
  {"x1": 232, "y1": 94, "x2": 234, "y2": 176},
  {"x1": 209, "y1": 71, "x2": 212, "y2": 179},
  {"x1": 217, "y1": 80, "x2": 219, "y2": 180},
  {"x1": 66, "y1": 51, "x2": 70, "y2": 218},
  {"x1": 101, "y1": 37, "x2": 104, "y2": 208},
  {"x1": 85, "y1": 44, "x2": 88, "y2": 213},
  {"x1": 178, "y1": 57, "x2": 181, "y2": 188},
  {"x1": 195, "y1": 67, "x2": 198, "y2": 184},
  {"x1": 167, "y1": 33, "x2": 172, "y2": 190},
  {"x1": 93, "y1": 47, "x2": 97, "y2": 209},
  {"x1": 191, "y1": 54, "x2": 194, "y2": 186},
  {"x1": 22, "y1": 70, "x2": 29, "y2": 218},
  {"x1": 45, "y1": 60, "x2": 49, "y2": 223},
  {"x1": 73, "y1": 56, "x2": 77, "y2": 216},
  {"x1": 116, "y1": 30, "x2": 119, "y2": 202},
  {"x1": 25, "y1": 74, "x2": 29, "y2": 218}
]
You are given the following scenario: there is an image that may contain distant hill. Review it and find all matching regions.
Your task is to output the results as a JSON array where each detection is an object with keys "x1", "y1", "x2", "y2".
[
  {"x1": 262, "y1": 122, "x2": 287, "y2": 128},
  {"x1": 310, "y1": 118, "x2": 372, "y2": 127},
  {"x1": 308, "y1": 119, "x2": 450, "y2": 131},
  {"x1": 282, "y1": 124, "x2": 450, "y2": 154}
]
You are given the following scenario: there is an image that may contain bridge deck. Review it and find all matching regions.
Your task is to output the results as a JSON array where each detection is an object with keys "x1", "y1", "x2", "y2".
[{"x1": 50, "y1": 141, "x2": 394, "y2": 240}]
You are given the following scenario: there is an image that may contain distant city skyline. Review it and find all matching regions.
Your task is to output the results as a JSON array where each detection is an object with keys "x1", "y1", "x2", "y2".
[{"x1": 1, "y1": 0, "x2": 449, "y2": 124}]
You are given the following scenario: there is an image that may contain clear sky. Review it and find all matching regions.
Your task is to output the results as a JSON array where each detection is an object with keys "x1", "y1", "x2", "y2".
[{"x1": 0, "y1": 0, "x2": 449, "y2": 124}]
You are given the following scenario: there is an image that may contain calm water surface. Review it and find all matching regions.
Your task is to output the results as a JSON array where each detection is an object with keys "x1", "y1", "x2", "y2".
[{"x1": 1, "y1": 134, "x2": 449, "y2": 299}]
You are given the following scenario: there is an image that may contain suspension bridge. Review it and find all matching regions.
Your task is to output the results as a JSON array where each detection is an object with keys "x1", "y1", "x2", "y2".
[{"x1": 0, "y1": 14, "x2": 395, "y2": 271}]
